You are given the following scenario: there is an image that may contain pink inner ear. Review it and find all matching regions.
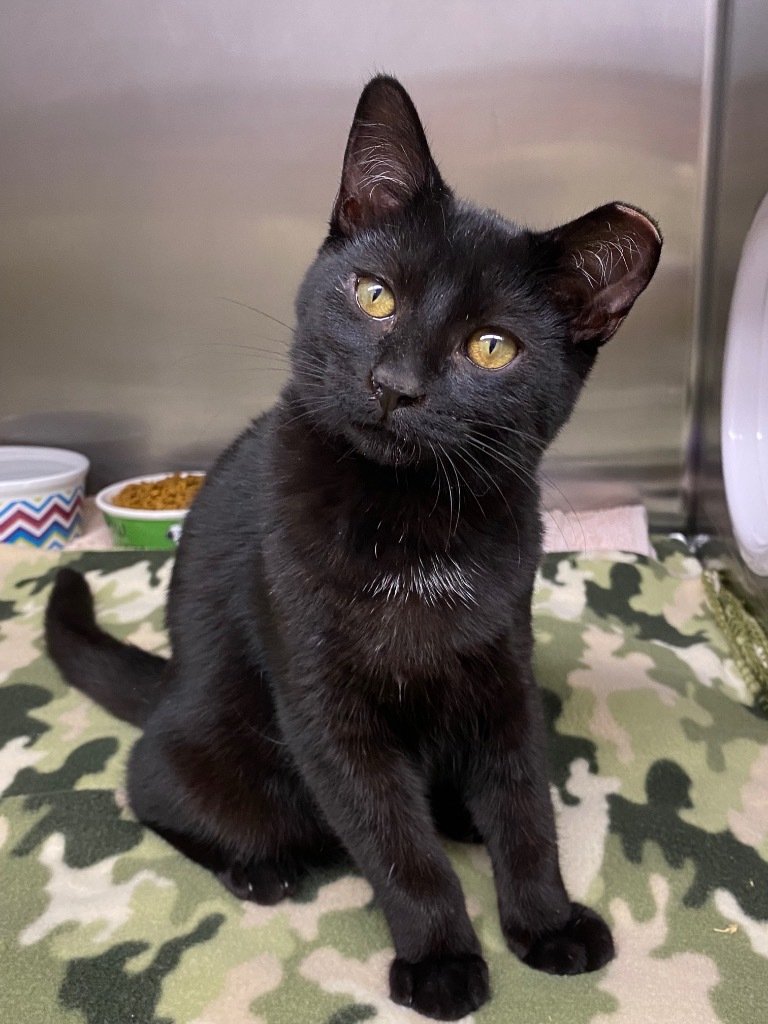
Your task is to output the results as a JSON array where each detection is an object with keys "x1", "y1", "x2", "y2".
[
  {"x1": 342, "y1": 198, "x2": 363, "y2": 229},
  {"x1": 547, "y1": 202, "x2": 662, "y2": 345},
  {"x1": 570, "y1": 219, "x2": 656, "y2": 296},
  {"x1": 331, "y1": 76, "x2": 443, "y2": 238},
  {"x1": 343, "y1": 184, "x2": 410, "y2": 232}
]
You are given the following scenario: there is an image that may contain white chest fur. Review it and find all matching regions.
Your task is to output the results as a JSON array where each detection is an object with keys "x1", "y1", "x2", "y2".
[{"x1": 363, "y1": 555, "x2": 478, "y2": 608}]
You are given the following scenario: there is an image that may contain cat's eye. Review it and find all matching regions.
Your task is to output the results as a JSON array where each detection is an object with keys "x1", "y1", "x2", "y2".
[
  {"x1": 466, "y1": 330, "x2": 519, "y2": 369},
  {"x1": 355, "y1": 276, "x2": 396, "y2": 319}
]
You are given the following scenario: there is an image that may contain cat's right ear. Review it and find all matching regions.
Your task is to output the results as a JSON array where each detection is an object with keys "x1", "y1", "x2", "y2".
[
  {"x1": 534, "y1": 203, "x2": 662, "y2": 347},
  {"x1": 330, "y1": 76, "x2": 445, "y2": 238}
]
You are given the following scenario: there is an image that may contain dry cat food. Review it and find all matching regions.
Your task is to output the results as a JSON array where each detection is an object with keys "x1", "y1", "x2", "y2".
[{"x1": 111, "y1": 473, "x2": 205, "y2": 511}]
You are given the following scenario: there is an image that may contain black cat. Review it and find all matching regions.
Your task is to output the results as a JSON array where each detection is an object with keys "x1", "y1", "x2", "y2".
[{"x1": 46, "y1": 76, "x2": 661, "y2": 1020}]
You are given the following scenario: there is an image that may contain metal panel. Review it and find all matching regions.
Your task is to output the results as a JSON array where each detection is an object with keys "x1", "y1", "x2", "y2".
[{"x1": 1, "y1": 1, "x2": 709, "y2": 519}]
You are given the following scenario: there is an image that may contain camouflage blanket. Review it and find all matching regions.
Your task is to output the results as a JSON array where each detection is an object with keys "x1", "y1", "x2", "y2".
[{"x1": 1, "y1": 542, "x2": 766, "y2": 1024}]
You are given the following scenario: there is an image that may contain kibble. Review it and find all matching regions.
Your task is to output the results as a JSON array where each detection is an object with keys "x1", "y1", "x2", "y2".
[{"x1": 112, "y1": 473, "x2": 205, "y2": 510}]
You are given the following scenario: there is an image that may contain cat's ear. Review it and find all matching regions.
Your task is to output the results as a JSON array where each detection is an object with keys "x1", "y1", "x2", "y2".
[
  {"x1": 331, "y1": 76, "x2": 445, "y2": 237},
  {"x1": 536, "y1": 203, "x2": 662, "y2": 346}
]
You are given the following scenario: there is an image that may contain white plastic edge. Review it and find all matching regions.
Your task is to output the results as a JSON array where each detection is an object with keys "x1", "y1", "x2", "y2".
[
  {"x1": 721, "y1": 191, "x2": 768, "y2": 576},
  {"x1": 0, "y1": 446, "x2": 89, "y2": 499}
]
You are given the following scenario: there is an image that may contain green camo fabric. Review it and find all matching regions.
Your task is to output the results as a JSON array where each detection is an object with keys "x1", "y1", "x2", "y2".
[{"x1": 1, "y1": 540, "x2": 766, "y2": 1024}]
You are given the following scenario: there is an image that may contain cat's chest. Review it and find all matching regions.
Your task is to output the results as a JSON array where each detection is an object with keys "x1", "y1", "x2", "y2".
[
  {"x1": 266, "y1": 518, "x2": 526, "y2": 678},
  {"x1": 338, "y1": 548, "x2": 510, "y2": 678},
  {"x1": 361, "y1": 553, "x2": 478, "y2": 609}
]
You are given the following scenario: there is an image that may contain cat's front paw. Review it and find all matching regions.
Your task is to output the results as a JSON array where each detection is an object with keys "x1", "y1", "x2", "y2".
[
  {"x1": 506, "y1": 902, "x2": 614, "y2": 975},
  {"x1": 389, "y1": 953, "x2": 489, "y2": 1020}
]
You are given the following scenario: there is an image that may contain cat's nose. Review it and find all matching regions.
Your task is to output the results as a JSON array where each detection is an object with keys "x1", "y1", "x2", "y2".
[{"x1": 371, "y1": 368, "x2": 425, "y2": 418}]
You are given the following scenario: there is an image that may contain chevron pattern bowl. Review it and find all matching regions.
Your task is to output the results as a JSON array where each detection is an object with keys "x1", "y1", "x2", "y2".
[{"x1": 0, "y1": 446, "x2": 89, "y2": 549}]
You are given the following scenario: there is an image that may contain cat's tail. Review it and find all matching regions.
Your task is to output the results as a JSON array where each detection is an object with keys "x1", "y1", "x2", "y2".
[{"x1": 45, "y1": 567, "x2": 168, "y2": 727}]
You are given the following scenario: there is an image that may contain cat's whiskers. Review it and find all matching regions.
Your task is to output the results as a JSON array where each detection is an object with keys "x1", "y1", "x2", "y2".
[
  {"x1": 462, "y1": 435, "x2": 544, "y2": 561},
  {"x1": 438, "y1": 445, "x2": 464, "y2": 540},
  {"x1": 426, "y1": 441, "x2": 444, "y2": 519},
  {"x1": 440, "y1": 447, "x2": 461, "y2": 541},
  {"x1": 290, "y1": 354, "x2": 328, "y2": 378},
  {"x1": 336, "y1": 442, "x2": 358, "y2": 464},
  {"x1": 279, "y1": 396, "x2": 344, "y2": 432},
  {"x1": 452, "y1": 445, "x2": 492, "y2": 499},
  {"x1": 291, "y1": 369, "x2": 332, "y2": 389},
  {"x1": 218, "y1": 295, "x2": 295, "y2": 333},
  {"x1": 465, "y1": 434, "x2": 585, "y2": 552},
  {"x1": 177, "y1": 340, "x2": 297, "y2": 385},
  {"x1": 463, "y1": 436, "x2": 537, "y2": 495},
  {"x1": 453, "y1": 445, "x2": 521, "y2": 565},
  {"x1": 430, "y1": 443, "x2": 454, "y2": 543},
  {"x1": 534, "y1": 473, "x2": 586, "y2": 553},
  {"x1": 466, "y1": 440, "x2": 568, "y2": 551},
  {"x1": 191, "y1": 343, "x2": 292, "y2": 362},
  {"x1": 456, "y1": 446, "x2": 524, "y2": 557},
  {"x1": 180, "y1": 363, "x2": 291, "y2": 382},
  {"x1": 449, "y1": 448, "x2": 492, "y2": 514},
  {"x1": 469, "y1": 426, "x2": 586, "y2": 551},
  {"x1": 468, "y1": 421, "x2": 549, "y2": 453}
]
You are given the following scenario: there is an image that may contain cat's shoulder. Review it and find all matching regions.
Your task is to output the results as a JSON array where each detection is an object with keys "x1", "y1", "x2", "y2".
[{"x1": 205, "y1": 409, "x2": 277, "y2": 483}]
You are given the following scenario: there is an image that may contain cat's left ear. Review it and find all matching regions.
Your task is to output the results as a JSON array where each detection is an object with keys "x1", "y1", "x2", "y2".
[
  {"x1": 535, "y1": 203, "x2": 662, "y2": 346},
  {"x1": 331, "y1": 76, "x2": 446, "y2": 238}
]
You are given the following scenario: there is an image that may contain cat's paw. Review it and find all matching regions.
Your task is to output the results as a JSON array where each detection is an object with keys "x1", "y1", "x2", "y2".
[
  {"x1": 507, "y1": 902, "x2": 614, "y2": 975},
  {"x1": 389, "y1": 953, "x2": 489, "y2": 1020},
  {"x1": 216, "y1": 858, "x2": 297, "y2": 905}
]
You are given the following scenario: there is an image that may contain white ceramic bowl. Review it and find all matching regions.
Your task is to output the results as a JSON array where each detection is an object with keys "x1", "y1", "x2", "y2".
[{"x1": 0, "y1": 446, "x2": 90, "y2": 549}]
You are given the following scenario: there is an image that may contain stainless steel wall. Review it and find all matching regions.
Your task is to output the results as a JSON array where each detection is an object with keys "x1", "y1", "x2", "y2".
[{"x1": 1, "y1": 1, "x2": 713, "y2": 522}]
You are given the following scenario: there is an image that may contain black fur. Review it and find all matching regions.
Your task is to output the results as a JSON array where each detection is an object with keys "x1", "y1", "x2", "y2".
[
  {"x1": 46, "y1": 77, "x2": 661, "y2": 1020},
  {"x1": 46, "y1": 567, "x2": 166, "y2": 726}
]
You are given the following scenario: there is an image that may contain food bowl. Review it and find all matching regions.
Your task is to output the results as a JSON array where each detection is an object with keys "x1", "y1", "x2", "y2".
[
  {"x1": 0, "y1": 446, "x2": 89, "y2": 549},
  {"x1": 95, "y1": 472, "x2": 204, "y2": 550}
]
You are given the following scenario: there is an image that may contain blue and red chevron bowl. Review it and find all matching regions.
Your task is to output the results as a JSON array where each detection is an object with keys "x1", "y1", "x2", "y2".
[{"x1": 0, "y1": 447, "x2": 89, "y2": 550}]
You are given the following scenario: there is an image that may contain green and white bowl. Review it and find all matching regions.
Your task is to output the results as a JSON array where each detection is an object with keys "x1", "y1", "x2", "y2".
[{"x1": 95, "y1": 473, "x2": 203, "y2": 550}]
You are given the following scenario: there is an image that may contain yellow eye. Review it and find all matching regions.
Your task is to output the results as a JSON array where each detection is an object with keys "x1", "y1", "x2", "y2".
[
  {"x1": 356, "y1": 276, "x2": 396, "y2": 319},
  {"x1": 466, "y1": 330, "x2": 519, "y2": 369}
]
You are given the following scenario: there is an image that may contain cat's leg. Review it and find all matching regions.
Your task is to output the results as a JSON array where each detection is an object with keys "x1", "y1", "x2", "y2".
[
  {"x1": 128, "y1": 742, "x2": 322, "y2": 904},
  {"x1": 463, "y1": 657, "x2": 615, "y2": 975},
  {"x1": 126, "y1": 663, "x2": 337, "y2": 905},
  {"x1": 281, "y1": 689, "x2": 489, "y2": 1021}
]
